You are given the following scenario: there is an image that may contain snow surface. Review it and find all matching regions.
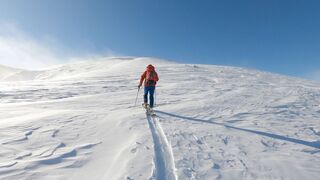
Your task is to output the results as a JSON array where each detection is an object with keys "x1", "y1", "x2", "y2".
[{"x1": 0, "y1": 57, "x2": 319, "y2": 180}]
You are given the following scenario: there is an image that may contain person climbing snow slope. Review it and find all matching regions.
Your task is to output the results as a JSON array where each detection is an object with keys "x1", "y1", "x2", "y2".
[{"x1": 138, "y1": 64, "x2": 159, "y2": 110}]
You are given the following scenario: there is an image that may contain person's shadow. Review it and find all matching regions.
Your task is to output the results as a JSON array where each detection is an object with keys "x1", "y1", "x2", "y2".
[{"x1": 155, "y1": 110, "x2": 320, "y2": 150}]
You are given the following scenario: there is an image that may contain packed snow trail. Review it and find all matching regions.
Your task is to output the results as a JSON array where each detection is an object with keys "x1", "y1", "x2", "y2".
[{"x1": 146, "y1": 113, "x2": 178, "y2": 180}]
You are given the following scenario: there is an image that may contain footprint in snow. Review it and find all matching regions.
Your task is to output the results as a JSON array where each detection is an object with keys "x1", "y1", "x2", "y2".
[
  {"x1": 131, "y1": 147, "x2": 137, "y2": 153},
  {"x1": 213, "y1": 163, "x2": 221, "y2": 169}
]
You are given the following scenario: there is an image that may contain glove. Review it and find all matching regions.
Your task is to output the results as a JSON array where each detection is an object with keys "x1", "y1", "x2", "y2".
[{"x1": 138, "y1": 85, "x2": 141, "y2": 89}]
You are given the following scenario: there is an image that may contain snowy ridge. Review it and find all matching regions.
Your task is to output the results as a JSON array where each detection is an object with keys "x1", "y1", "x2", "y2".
[
  {"x1": 0, "y1": 65, "x2": 42, "y2": 81},
  {"x1": 0, "y1": 57, "x2": 319, "y2": 179},
  {"x1": 0, "y1": 65, "x2": 22, "y2": 80},
  {"x1": 0, "y1": 57, "x2": 174, "y2": 81}
]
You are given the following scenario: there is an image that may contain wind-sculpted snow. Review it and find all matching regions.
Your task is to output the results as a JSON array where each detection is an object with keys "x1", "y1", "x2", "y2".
[{"x1": 0, "y1": 57, "x2": 319, "y2": 179}]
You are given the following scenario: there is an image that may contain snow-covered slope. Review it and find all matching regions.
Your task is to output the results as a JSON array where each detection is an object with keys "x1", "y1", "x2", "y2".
[
  {"x1": 0, "y1": 65, "x2": 23, "y2": 81},
  {"x1": 0, "y1": 65, "x2": 40, "y2": 81},
  {"x1": 0, "y1": 57, "x2": 319, "y2": 180}
]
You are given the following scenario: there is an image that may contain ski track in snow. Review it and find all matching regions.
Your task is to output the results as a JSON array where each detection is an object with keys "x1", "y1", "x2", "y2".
[{"x1": 146, "y1": 114, "x2": 178, "y2": 180}]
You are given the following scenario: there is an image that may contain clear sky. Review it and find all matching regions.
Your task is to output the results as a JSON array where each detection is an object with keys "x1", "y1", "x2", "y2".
[{"x1": 0, "y1": 0, "x2": 320, "y2": 80}]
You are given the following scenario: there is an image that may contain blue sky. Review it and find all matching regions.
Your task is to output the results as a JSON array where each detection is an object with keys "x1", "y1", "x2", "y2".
[{"x1": 0, "y1": 0, "x2": 320, "y2": 80}]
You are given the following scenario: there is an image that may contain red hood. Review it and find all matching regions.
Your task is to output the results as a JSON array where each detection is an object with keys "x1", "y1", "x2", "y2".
[{"x1": 146, "y1": 64, "x2": 155, "y2": 71}]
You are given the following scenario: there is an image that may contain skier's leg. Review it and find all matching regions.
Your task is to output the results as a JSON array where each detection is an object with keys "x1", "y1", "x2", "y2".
[
  {"x1": 149, "y1": 86, "x2": 155, "y2": 108},
  {"x1": 143, "y1": 87, "x2": 148, "y2": 106}
]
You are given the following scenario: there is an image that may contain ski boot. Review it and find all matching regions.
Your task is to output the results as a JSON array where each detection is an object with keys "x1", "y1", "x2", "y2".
[
  {"x1": 148, "y1": 106, "x2": 156, "y2": 116},
  {"x1": 142, "y1": 102, "x2": 149, "y2": 109}
]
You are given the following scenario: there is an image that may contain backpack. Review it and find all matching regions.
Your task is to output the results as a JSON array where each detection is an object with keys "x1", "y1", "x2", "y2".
[{"x1": 146, "y1": 71, "x2": 157, "y2": 86}]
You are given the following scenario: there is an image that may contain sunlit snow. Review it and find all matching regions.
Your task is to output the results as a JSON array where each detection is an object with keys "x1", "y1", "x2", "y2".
[{"x1": 0, "y1": 57, "x2": 319, "y2": 180}]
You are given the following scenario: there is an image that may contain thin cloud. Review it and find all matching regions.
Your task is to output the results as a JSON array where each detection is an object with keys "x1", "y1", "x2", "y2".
[
  {"x1": 0, "y1": 22, "x2": 63, "y2": 70},
  {"x1": 305, "y1": 70, "x2": 320, "y2": 82},
  {"x1": 0, "y1": 22, "x2": 121, "y2": 70}
]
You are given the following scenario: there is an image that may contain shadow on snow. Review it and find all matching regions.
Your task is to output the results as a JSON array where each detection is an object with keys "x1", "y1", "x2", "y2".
[{"x1": 155, "y1": 110, "x2": 320, "y2": 149}]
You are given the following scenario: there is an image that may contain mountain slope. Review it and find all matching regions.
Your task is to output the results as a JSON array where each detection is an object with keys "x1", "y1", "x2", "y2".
[
  {"x1": 0, "y1": 65, "x2": 22, "y2": 81},
  {"x1": 0, "y1": 57, "x2": 319, "y2": 180},
  {"x1": 0, "y1": 65, "x2": 41, "y2": 81}
]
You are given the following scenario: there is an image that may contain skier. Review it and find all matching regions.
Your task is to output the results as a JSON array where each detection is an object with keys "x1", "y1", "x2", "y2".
[{"x1": 138, "y1": 64, "x2": 159, "y2": 110}]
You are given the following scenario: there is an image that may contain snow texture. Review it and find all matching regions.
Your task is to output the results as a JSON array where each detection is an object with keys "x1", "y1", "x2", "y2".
[{"x1": 0, "y1": 57, "x2": 319, "y2": 180}]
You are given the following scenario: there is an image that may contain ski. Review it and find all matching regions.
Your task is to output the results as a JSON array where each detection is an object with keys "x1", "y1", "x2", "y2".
[{"x1": 142, "y1": 103, "x2": 156, "y2": 116}]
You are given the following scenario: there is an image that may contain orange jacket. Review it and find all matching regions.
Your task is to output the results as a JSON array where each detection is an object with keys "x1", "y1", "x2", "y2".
[{"x1": 139, "y1": 64, "x2": 159, "y2": 87}]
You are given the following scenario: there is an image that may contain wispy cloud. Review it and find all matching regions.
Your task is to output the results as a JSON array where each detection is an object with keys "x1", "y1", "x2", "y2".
[
  {"x1": 0, "y1": 22, "x2": 121, "y2": 70},
  {"x1": 305, "y1": 70, "x2": 320, "y2": 82},
  {"x1": 0, "y1": 22, "x2": 65, "y2": 70}
]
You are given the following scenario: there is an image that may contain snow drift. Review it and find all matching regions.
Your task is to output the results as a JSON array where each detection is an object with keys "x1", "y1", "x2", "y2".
[{"x1": 0, "y1": 57, "x2": 319, "y2": 180}]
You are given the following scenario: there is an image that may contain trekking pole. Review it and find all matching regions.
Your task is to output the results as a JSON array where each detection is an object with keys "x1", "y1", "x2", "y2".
[
  {"x1": 134, "y1": 87, "x2": 140, "y2": 106},
  {"x1": 154, "y1": 87, "x2": 156, "y2": 107}
]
